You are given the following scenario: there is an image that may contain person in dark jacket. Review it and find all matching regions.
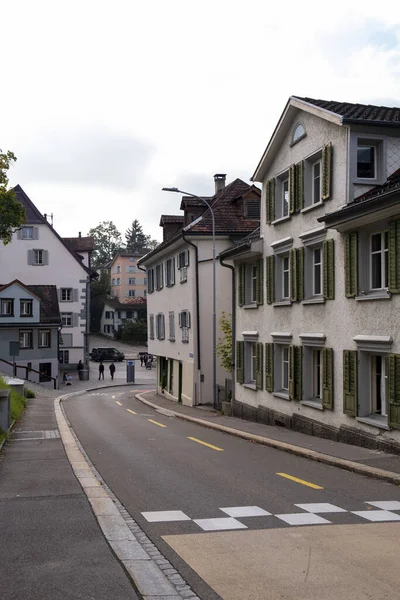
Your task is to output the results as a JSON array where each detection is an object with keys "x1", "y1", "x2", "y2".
[
  {"x1": 77, "y1": 360, "x2": 83, "y2": 372},
  {"x1": 109, "y1": 362, "x2": 116, "y2": 380},
  {"x1": 98, "y1": 362, "x2": 105, "y2": 380}
]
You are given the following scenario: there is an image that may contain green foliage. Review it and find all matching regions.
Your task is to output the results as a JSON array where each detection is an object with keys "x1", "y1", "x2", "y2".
[
  {"x1": 25, "y1": 389, "x2": 36, "y2": 398},
  {"x1": 121, "y1": 319, "x2": 147, "y2": 343},
  {"x1": 88, "y1": 221, "x2": 123, "y2": 266},
  {"x1": 0, "y1": 150, "x2": 27, "y2": 244},
  {"x1": 90, "y1": 271, "x2": 111, "y2": 332},
  {"x1": 0, "y1": 377, "x2": 27, "y2": 434},
  {"x1": 216, "y1": 312, "x2": 233, "y2": 373},
  {"x1": 125, "y1": 219, "x2": 149, "y2": 253}
]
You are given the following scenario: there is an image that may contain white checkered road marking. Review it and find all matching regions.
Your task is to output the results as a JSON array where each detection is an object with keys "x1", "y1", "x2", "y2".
[
  {"x1": 276, "y1": 513, "x2": 331, "y2": 526},
  {"x1": 193, "y1": 517, "x2": 247, "y2": 531},
  {"x1": 141, "y1": 510, "x2": 191, "y2": 522},
  {"x1": 220, "y1": 506, "x2": 271, "y2": 518},
  {"x1": 351, "y1": 510, "x2": 400, "y2": 522},
  {"x1": 366, "y1": 501, "x2": 400, "y2": 511},
  {"x1": 295, "y1": 503, "x2": 347, "y2": 513}
]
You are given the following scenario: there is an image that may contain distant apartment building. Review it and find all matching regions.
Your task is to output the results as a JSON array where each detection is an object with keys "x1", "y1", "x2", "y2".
[{"x1": 110, "y1": 253, "x2": 147, "y2": 300}]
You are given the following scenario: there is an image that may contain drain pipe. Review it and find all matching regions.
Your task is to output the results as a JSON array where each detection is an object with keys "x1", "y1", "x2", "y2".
[
  {"x1": 182, "y1": 234, "x2": 201, "y2": 374},
  {"x1": 219, "y1": 256, "x2": 235, "y2": 406}
]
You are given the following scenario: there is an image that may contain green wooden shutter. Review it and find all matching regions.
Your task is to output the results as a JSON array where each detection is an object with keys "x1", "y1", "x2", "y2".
[
  {"x1": 236, "y1": 341, "x2": 244, "y2": 384},
  {"x1": 323, "y1": 239, "x2": 335, "y2": 300},
  {"x1": 289, "y1": 164, "x2": 296, "y2": 214},
  {"x1": 256, "y1": 258, "x2": 264, "y2": 305},
  {"x1": 345, "y1": 232, "x2": 358, "y2": 298},
  {"x1": 388, "y1": 354, "x2": 400, "y2": 429},
  {"x1": 289, "y1": 345, "x2": 296, "y2": 400},
  {"x1": 266, "y1": 179, "x2": 275, "y2": 224},
  {"x1": 322, "y1": 348, "x2": 334, "y2": 410},
  {"x1": 256, "y1": 342, "x2": 263, "y2": 389},
  {"x1": 265, "y1": 343, "x2": 274, "y2": 392},
  {"x1": 322, "y1": 142, "x2": 332, "y2": 200},
  {"x1": 238, "y1": 264, "x2": 245, "y2": 306},
  {"x1": 294, "y1": 346, "x2": 302, "y2": 401},
  {"x1": 266, "y1": 255, "x2": 275, "y2": 305},
  {"x1": 295, "y1": 161, "x2": 304, "y2": 212},
  {"x1": 343, "y1": 350, "x2": 357, "y2": 416},
  {"x1": 388, "y1": 221, "x2": 400, "y2": 294},
  {"x1": 297, "y1": 247, "x2": 304, "y2": 302},
  {"x1": 290, "y1": 248, "x2": 298, "y2": 302}
]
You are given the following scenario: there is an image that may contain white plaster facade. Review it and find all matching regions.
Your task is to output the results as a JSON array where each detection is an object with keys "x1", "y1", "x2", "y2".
[
  {"x1": 231, "y1": 97, "x2": 400, "y2": 446},
  {"x1": 100, "y1": 300, "x2": 145, "y2": 337}
]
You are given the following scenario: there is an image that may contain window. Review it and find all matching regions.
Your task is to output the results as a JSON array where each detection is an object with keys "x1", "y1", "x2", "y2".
[
  {"x1": 370, "y1": 231, "x2": 388, "y2": 290},
  {"x1": 116, "y1": 266, "x2": 121, "y2": 274},
  {"x1": 22, "y1": 226, "x2": 34, "y2": 239},
  {"x1": 300, "y1": 339, "x2": 333, "y2": 408},
  {"x1": 149, "y1": 314, "x2": 155, "y2": 339},
  {"x1": 282, "y1": 179, "x2": 289, "y2": 218},
  {"x1": 292, "y1": 123, "x2": 305, "y2": 144},
  {"x1": 105, "y1": 311, "x2": 113, "y2": 319},
  {"x1": 112, "y1": 278, "x2": 116, "y2": 286},
  {"x1": 116, "y1": 278, "x2": 121, "y2": 285},
  {"x1": 103, "y1": 324, "x2": 113, "y2": 334},
  {"x1": 59, "y1": 350, "x2": 70, "y2": 364},
  {"x1": 282, "y1": 255, "x2": 290, "y2": 299},
  {"x1": 273, "y1": 253, "x2": 291, "y2": 303},
  {"x1": 34, "y1": 249, "x2": 44, "y2": 265},
  {"x1": 61, "y1": 313, "x2": 73, "y2": 327},
  {"x1": 312, "y1": 349, "x2": 322, "y2": 399},
  {"x1": 147, "y1": 268, "x2": 154, "y2": 293},
  {"x1": 20, "y1": 330, "x2": 33, "y2": 349},
  {"x1": 155, "y1": 264, "x2": 164, "y2": 290},
  {"x1": 156, "y1": 313, "x2": 165, "y2": 340},
  {"x1": 0, "y1": 299, "x2": 13, "y2": 316},
  {"x1": 179, "y1": 310, "x2": 191, "y2": 342},
  {"x1": 39, "y1": 330, "x2": 51, "y2": 348},
  {"x1": 239, "y1": 262, "x2": 261, "y2": 305},
  {"x1": 127, "y1": 290, "x2": 136, "y2": 297},
  {"x1": 246, "y1": 199, "x2": 260, "y2": 220},
  {"x1": 357, "y1": 145, "x2": 376, "y2": 179},
  {"x1": 127, "y1": 265, "x2": 138, "y2": 273},
  {"x1": 313, "y1": 247, "x2": 322, "y2": 296},
  {"x1": 246, "y1": 342, "x2": 257, "y2": 384},
  {"x1": 128, "y1": 278, "x2": 136, "y2": 285},
  {"x1": 39, "y1": 363, "x2": 52, "y2": 382},
  {"x1": 270, "y1": 334, "x2": 293, "y2": 399},
  {"x1": 143, "y1": 278, "x2": 147, "y2": 285},
  {"x1": 371, "y1": 355, "x2": 387, "y2": 417},
  {"x1": 60, "y1": 288, "x2": 73, "y2": 302},
  {"x1": 20, "y1": 299, "x2": 33, "y2": 316},
  {"x1": 312, "y1": 160, "x2": 321, "y2": 205},
  {"x1": 178, "y1": 250, "x2": 189, "y2": 283},
  {"x1": 282, "y1": 346, "x2": 289, "y2": 391},
  {"x1": 129, "y1": 257, "x2": 135, "y2": 262},
  {"x1": 166, "y1": 258, "x2": 175, "y2": 287},
  {"x1": 168, "y1": 311, "x2": 175, "y2": 341}
]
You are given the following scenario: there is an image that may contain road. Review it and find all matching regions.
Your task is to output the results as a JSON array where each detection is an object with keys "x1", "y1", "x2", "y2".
[{"x1": 64, "y1": 388, "x2": 400, "y2": 600}]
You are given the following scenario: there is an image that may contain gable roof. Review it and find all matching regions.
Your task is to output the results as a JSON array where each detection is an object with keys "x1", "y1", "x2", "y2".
[
  {"x1": 252, "y1": 95, "x2": 400, "y2": 182},
  {"x1": 0, "y1": 280, "x2": 60, "y2": 324},
  {"x1": 12, "y1": 185, "x2": 92, "y2": 275},
  {"x1": 159, "y1": 215, "x2": 184, "y2": 226},
  {"x1": 62, "y1": 236, "x2": 95, "y2": 253}
]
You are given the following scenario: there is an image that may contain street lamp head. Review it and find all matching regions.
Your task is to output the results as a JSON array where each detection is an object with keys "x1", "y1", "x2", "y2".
[{"x1": 162, "y1": 187, "x2": 180, "y2": 193}]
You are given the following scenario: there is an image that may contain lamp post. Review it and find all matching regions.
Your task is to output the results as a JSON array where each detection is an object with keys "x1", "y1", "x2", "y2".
[{"x1": 162, "y1": 186, "x2": 217, "y2": 409}]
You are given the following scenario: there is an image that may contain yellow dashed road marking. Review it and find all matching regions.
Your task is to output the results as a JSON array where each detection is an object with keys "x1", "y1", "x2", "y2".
[
  {"x1": 276, "y1": 472, "x2": 324, "y2": 489},
  {"x1": 126, "y1": 409, "x2": 137, "y2": 415},
  {"x1": 187, "y1": 437, "x2": 223, "y2": 452},
  {"x1": 148, "y1": 419, "x2": 167, "y2": 428},
  {"x1": 115, "y1": 401, "x2": 122, "y2": 406}
]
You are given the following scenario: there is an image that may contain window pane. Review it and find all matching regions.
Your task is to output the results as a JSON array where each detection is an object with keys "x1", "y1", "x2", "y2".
[
  {"x1": 282, "y1": 256, "x2": 289, "y2": 298},
  {"x1": 313, "y1": 165, "x2": 321, "y2": 204},
  {"x1": 357, "y1": 146, "x2": 375, "y2": 178},
  {"x1": 371, "y1": 253, "x2": 382, "y2": 289},
  {"x1": 313, "y1": 248, "x2": 322, "y2": 295},
  {"x1": 371, "y1": 233, "x2": 381, "y2": 252},
  {"x1": 283, "y1": 180, "x2": 289, "y2": 217},
  {"x1": 384, "y1": 231, "x2": 389, "y2": 249},
  {"x1": 385, "y1": 250, "x2": 389, "y2": 288},
  {"x1": 282, "y1": 347, "x2": 289, "y2": 390}
]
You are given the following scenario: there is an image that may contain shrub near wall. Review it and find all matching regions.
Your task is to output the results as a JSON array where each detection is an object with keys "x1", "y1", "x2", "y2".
[{"x1": 0, "y1": 377, "x2": 28, "y2": 442}]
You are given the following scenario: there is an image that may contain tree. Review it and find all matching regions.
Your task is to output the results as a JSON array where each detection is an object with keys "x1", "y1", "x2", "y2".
[
  {"x1": 90, "y1": 270, "x2": 111, "y2": 332},
  {"x1": 88, "y1": 221, "x2": 123, "y2": 266},
  {"x1": 0, "y1": 150, "x2": 26, "y2": 244},
  {"x1": 125, "y1": 219, "x2": 149, "y2": 253},
  {"x1": 216, "y1": 312, "x2": 232, "y2": 373},
  {"x1": 121, "y1": 319, "x2": 147, "y2": 343}
]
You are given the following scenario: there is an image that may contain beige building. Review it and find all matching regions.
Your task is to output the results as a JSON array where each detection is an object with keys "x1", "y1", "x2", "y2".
[
  {"x1": 139, "y1": 175, "x2": 261, "y2": 406},
  {"x1": 220, "y1": 95, "x2": 400, "y2": 452},
  {"x1": 110, "y1": 253, "x2": 147, "y2": 301}
]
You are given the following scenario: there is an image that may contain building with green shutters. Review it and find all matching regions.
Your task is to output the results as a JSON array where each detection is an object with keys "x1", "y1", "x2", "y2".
[{"x1": 220, "y1": 95, "x2": 400, "y2": 451}]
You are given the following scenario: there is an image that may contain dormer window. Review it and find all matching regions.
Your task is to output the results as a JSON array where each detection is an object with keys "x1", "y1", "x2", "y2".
[
  {"x1": 357, "y1": 145, "x2": 376, "y2": 179},
  {"x1": 292, "y1": 123, "x2": 306, "y2": 145},
  {"x1": 246, "y1": 199, "x2": 260, "y2": 220}
]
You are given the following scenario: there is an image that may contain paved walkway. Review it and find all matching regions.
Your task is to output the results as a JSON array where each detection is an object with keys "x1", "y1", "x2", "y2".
[{"x1": 136, "y1": 392, "x2": 400, "y2": 478}]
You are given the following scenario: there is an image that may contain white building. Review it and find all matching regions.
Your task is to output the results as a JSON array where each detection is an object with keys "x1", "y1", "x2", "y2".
[
  {"x1": 100, "y1": 297, "x2": 146, "y2": 337},
  {"x1": 0, "y1": 185, "x2": 95, "y2": 369},
  {"x1": 139, "y1": 175, "x2": 261, "y2": 406},
  {"x1": 220, "y1": 96, "x2": 400, "y2": 451}
]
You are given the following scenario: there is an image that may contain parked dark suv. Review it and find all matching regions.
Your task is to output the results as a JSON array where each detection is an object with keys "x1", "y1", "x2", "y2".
[{"x1": 90, "y1": 347, "x2": 125, "y2": 362}]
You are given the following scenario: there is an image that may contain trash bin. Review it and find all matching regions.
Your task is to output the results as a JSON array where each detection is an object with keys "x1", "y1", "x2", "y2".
[
  {"x1": 126, "y1": 360, "x2": 135, "y2": 383},
  {"x1": 0, "y1": 389, "x2": 11, "y2": 432},
  {"x1": 78, "y1": 369, "x2": 89, "y2": 381}
]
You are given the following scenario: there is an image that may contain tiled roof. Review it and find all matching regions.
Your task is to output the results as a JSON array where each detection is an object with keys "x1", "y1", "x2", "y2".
[
  {"x1": 294, "y1": 96, "x2": 400, "y2": 125},
  {"x1": 62, "y1": 236, "x2": 95, "y2": 253},
  {"x1": 106, "y1": 297, "x2": 146, "y2": 309},
  {"x1": 159, "y1": 215, "x2": 184, "y2": 225},
  {"x1": 180, "y1": 196, "x2": 211, "y2": 209},
  {"x1": 353, "y1": 168, "x2": 400, "y2": 204},
  {"x1": 0, "y1": 281, "x2": 60, "y2": 324},
  {"x1": 219, "y1": 227, "x2": 261, "y2": 258}
]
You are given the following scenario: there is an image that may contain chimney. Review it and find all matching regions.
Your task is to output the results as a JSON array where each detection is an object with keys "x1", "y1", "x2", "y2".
[
  {"x1": 79, "y1": 231, "x2": 81, "y2": 237},
  {"x1": 214, "y1": 173, "x2": 226, "y2": 194}
]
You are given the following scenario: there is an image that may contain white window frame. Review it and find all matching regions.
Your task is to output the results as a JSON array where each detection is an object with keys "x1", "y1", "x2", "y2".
[
  {"x1": 155, "y1": 264, "x2": 164, "y2": 290},
  {"x1": 312, "y1": 247, "x2": 323, "y2": 296},
  {"x1": 370, "y1": 231, "x2": 388, "y2": 291},
  {"x1": 156, "y1": 313, "x2": 165, "y2": 340},
  {"x1": 39, "y1": 329, "x2": 51, "y2": 348},
  {"x1": 20, "y1": 299, "x2": 33, "y2": 316},
  {"x1": 168, "y1": 311, "x2": 175, "y2": 341},
  {"x1": 311, "y1": 159, "x2": 322, "y2": 205},
  {"x1": 59, "y1": 349, "x2": 69, "y2": 364},
  {"x1": 245, "y1": 341, "x2": 257, "y2": 385},
  {"x1": 282, "y1": 346, "x2": 289, "y2": 391},
  {"x1": 22, "y1": 226, "x2": 34, "y2": 240},
  {"x1": 128, "y1": 290, "x2": 136, "y2": 297},
  {"x1": 282, "y1": 178, "x2": 289, "y2": 218},
  {"x1": 61, "y1": 288, "x2": 73, "y2": 302},
  {"x1": 20, "y1": 330, "x2": 33, "y2": 349},
  {"x1": 34, "y1": 249, "x2": 44, "y2": 265},
  {"x1": 128, "y1": 277, "x2": 136, "y2": 285},
  {"x1": 1, "y1": 299, "x2": 13, "y2": 316},
  {"x1": 61, "y1": 312, "x2": 73, "y2": 327},
  {"x1": 166, "y1": 258, "x2": 175, "y2": 287},
  {"x1": 282, "y1": 255, "x2": 290, "y2": 300}
]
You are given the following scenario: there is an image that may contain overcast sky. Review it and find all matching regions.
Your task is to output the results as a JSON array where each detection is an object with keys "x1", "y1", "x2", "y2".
[{"x1": 2, "y1": 1, "x2": 400, "y2": 242}]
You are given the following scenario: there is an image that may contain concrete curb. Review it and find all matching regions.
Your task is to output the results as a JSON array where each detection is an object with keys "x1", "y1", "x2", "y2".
[
  {"x1": 0, "y1": 419, "x2": 16, "y2": 454},
  {"x1": 135, "y1": 391, "x2": 400, "y2": 486},
  {"x1": 55, "y1": 388, "x2": 200, "y2": 600}
]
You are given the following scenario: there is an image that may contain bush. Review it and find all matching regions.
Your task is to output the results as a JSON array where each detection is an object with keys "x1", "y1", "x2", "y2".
[
  {"x1": 25, "y1": 389, "x2": 36, "y2": 399},
  {"x1": 0, "y1": 377, "x2": 27, "y2": 423},
  {"x1": 121, "y1": 320, "x2": 147, "y2": 343}
]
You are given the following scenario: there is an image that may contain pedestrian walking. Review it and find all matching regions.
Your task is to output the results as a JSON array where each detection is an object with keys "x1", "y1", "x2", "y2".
[
  {"x1": 98, "y1": 361, "x2": 105, "y2": 380},
  {"x1": 109, "y1": 362, "x2": 116, "y2": 380}
]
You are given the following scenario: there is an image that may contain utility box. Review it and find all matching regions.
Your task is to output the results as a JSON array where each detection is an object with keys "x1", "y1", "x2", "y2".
[
  {"x1": 0, "y1": 389, "x2": 11, "y2": 432},
  {"x1": 126, "y1": 360, "x2": 135, "y2": 383}
]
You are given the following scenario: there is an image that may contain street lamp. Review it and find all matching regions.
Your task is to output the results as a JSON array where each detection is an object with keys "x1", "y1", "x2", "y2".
[{"x1": 162, "y1": 186, "x2": 217, "y2": 409}]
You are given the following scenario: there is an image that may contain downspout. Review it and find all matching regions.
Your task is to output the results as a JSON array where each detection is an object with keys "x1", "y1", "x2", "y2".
[
  {"x1": 219, "y1": 255, "x2": 235, "y2": 405},
  {"x1": 182, "y1": 234, "x2": 201, "y2": 404}
]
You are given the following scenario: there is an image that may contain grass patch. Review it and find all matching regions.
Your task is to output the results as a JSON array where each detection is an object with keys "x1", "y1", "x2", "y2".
[
  {"x1": 25, "y1": 388, "x2": 36, "y2": 399},
  {"x1": 0, "y1": 377, "x2": 27, "y2": 423}
]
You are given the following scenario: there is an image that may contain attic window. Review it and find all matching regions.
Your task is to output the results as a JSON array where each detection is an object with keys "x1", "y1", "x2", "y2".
[
  {"x1": 246, "y1": 199, "x2": 260, "y2": 220},
  {"x1": 292, "y1": 123, "x2": 306, "y2": 145}
]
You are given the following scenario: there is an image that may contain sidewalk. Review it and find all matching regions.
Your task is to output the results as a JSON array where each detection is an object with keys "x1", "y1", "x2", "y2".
[
  {"x1": 0, "y1": 391, "x2": 140, "y2": 600},
  {"x1": 135, "y1": 391, "x2": 400, "y2": 482}
]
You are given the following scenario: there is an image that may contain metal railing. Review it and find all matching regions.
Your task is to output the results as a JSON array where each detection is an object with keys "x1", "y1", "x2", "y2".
[{"x1": 0, "y1": 358, "x2": 58, "y2": 389}]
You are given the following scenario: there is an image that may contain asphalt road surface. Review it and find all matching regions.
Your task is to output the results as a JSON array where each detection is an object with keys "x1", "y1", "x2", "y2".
[{"x1": 64, "y1": 388, "x2": 400, "y2": 600}]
